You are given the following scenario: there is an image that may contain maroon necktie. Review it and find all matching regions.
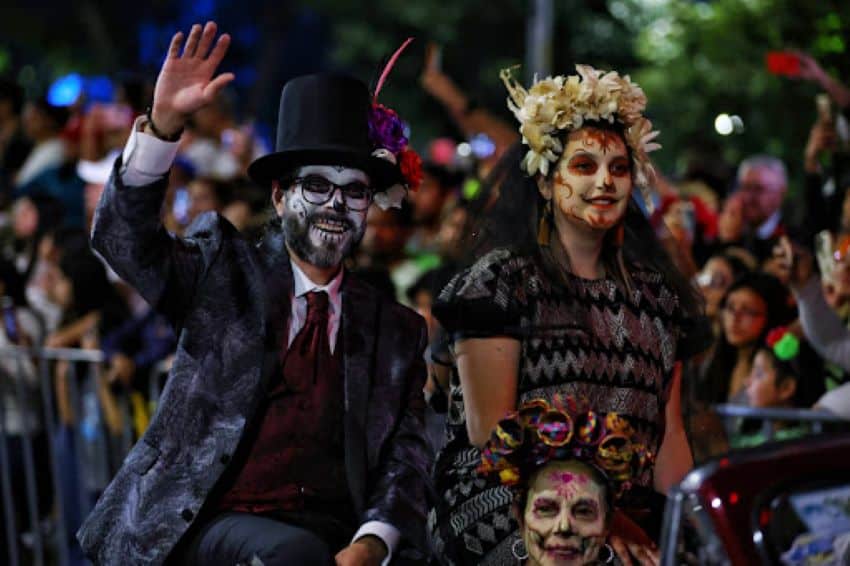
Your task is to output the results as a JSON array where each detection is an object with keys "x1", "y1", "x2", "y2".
[{"x1": 282, "y1": 290, "x2": 330, "y2": 391}]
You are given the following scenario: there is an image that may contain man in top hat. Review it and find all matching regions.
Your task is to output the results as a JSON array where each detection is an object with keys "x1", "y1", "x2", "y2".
[{"x1": 77, "y1": 22, "x2": 431, "y2": 565}]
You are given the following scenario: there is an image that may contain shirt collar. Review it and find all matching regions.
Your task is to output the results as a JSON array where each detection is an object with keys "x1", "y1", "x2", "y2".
[{"x1": 290, "y1": 259, "x2": 344, "y2": 302}]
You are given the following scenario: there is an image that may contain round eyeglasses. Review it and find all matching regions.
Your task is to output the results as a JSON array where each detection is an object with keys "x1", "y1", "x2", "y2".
[{"x1": 292, "y1": 175, "x2": 372, "y2": 211}]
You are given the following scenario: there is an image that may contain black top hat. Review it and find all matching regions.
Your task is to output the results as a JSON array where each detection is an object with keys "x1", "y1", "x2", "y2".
[{"x1": 248, "y1": 74, "x2": 401, "y2": 190}]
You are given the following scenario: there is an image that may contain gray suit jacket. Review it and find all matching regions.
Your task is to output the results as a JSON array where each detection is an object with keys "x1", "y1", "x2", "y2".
[{"x1": 77, "y1": 159, "x2": 433, "y2": 564}]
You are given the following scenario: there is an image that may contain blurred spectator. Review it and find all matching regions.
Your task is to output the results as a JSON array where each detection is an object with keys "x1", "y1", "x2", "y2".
[
  {"x1": 25, "y1": 226, "x2": 89, "y2": 335},
  {"x1": 0, "y1": 255, "x2": 52, "y2": 564},
  {"x1": 79, "y1": 103, "x2": 133, "y2": 164},
  {"x1": 778, "y1": 237, "x2": 850, "y2": 417},
  {"x1": 222, "y1": 177, "x2": 273, "y2": 238},
  {"x1": 46, "y1": 248, "x2": 131, "y2": 562},
  {"x1": 358, "y1": 202, "x2": 416, "y2": 302},
  {"x1": 419, "y1": 43, "x2": 518, "y2": 177},
  {"x1": 697, "y1": 272, "x2": 795, "y2": 405},
  {"x1": 46, "y1": 247, "x2": 130, "y2": 351},
  {"x1": 744, "y1": 329, "x2": 824, "y2": 412},
  {"x1": 696, "y1": 249, "x2": 753, "y2": 333},
  {"x1": 406, "y1": 163, "x2": 459, "y2": 255},
  {"x1": 735, "y1": 155, "x2": 789, "y2": 260},
  {"x1": 716, "y1": 192, "x2": 745, "y2": 248},
  {"x1": 15, "y1": 98, "x2": 69, "y2": 187},
  {"x1": 8, "y1": 193, "x2": 65, "y2": 279},
  {"x1": 100, "y1": 306, "x2": 175, "y2": 438},
  {"x1": 78, "y1": 148, "x2": 120, "y2": 231},
  {"x1": 180, "y1": 92, "x2": 265, "y2": 180},
  {"x1": 0, "y1": 80, "x2": 33, "y2": 200},
  {"x1": 187, "y1": 176, "x2": 232, "y2": 224}
]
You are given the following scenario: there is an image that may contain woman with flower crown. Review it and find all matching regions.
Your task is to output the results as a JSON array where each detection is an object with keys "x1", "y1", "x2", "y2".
[{"x1": 427, "y1": 65, "x2": 709, "y2": 565}]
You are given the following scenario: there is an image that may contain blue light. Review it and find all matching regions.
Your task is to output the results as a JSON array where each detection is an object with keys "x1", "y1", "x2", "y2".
[
  {"x1": 84, "y1": 76, "x2": 114, "y2": 103},
  {"x1": 48, "y1": 73, "x2": 83, "y2": 107}
]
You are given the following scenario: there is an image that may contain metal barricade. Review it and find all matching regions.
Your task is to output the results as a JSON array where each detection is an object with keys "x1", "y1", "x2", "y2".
[
  {"x1": 713, "y1": 403, "x2": 850, "y2": 440},
  {"x1": 0, "y1": 345, "x2": 136, "y2": 566}
]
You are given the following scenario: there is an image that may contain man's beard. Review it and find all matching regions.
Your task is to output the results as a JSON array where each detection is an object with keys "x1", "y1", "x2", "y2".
[{"x1": 282, "y1": 208, "x2": 364, "y2": 268}]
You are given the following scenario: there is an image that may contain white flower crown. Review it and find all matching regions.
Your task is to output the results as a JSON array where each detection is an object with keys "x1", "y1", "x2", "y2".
[{"x1": 501, "y1": 65, "x2": 661, "y2": 204}]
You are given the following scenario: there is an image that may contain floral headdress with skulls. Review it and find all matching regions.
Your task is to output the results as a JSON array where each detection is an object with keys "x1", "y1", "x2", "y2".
[
  {"x1": 367, "y1": 38, "x2": 424, "y2": 210},
  {"x1": 479, "y1": 397, "x2": 654, "y2": 501},
  {"x1": 500, "y1": 65, "x2": 661, "y2": 210}
]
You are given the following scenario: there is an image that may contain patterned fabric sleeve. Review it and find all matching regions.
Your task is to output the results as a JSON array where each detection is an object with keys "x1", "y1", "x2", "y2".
[{"x1": 432, "y1": 248, "x2": 525, "y2": 341}]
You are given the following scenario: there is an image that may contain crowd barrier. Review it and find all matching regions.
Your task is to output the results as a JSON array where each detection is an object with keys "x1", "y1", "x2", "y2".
[
  {"x1": 712, "y1": 403, "x2": 850, "y2": 438},
  {"x1": 0, "y1": 345, "x2": 169, "y2": 566}
]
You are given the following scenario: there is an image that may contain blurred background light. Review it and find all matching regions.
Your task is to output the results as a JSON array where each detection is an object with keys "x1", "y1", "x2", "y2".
[
  {"x1": 714, "y1": 113, "x2": 733, "y2": 136},
  {"x1": 48, "y1": 73, "x2": 82, "y2": 106}
]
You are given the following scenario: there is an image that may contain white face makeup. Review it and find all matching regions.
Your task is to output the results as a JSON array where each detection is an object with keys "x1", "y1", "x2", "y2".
[
  {"x1": 521, "y1": 460, "x2": 608, "y2": 566},
  {"x1": 273, "y1": 165, "x2": 371, "y2": 268},
  {"x1": 541, "y1": 127, "x2": 633, "y2": 233}
]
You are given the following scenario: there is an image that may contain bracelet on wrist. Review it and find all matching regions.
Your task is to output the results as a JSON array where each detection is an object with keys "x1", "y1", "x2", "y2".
[{"x1": 145, "y1": 106, "x2": 184, "y2": 142}]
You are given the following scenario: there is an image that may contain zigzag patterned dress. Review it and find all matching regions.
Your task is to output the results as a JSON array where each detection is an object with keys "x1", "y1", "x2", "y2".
[{"x1": 428, "y1": 248, "x2": 686, "y2": 565}]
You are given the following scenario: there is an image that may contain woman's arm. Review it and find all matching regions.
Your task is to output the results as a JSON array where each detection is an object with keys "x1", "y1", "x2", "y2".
[
  {"x1": 455, "y1": 337, "x2": 521, "y2": 447},
  {"x1": 653, "y1": 363, "x2": 693, "y2": 494}
]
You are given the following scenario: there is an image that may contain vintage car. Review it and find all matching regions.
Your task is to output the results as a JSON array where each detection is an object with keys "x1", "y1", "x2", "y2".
[{"x1": 661, "y1": 406, "x2": 850, "y2": 565}]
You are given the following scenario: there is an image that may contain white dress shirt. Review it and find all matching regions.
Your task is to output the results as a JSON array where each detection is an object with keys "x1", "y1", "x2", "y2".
[
  {"x1": 288, "y1": 260, "x2": 343, "y2": 352},
  {"x1": 118, "y1": 117, "x2": 400, "y2": 562}
]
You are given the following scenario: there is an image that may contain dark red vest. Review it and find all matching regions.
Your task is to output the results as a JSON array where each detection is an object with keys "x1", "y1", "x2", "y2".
[{"x1": 218, "y1": 328, "x2": 350, "y2": 515}]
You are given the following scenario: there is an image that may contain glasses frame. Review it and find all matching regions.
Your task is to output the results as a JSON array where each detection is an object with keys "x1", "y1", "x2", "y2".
[
  {"x1": 721, "y1": 304, "x2": 766, "y2": 320},
  {"x1": 289, "y1": 175, "x2": 374, "y2": 211}
]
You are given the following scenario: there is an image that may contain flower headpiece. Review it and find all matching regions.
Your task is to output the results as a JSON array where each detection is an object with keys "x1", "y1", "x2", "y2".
[
  {"x1": 368, "y1": 38, "x2": 423, "y2": 210},
  {"x1": 766, "y1": 326, "x2": 800, "y2": 361},
  {"x1": 500, "y1": 65, "x2": 660, "y2": 209},
  {"x1": 478, "y1": 397, "x2": 653, "y2": 500}
]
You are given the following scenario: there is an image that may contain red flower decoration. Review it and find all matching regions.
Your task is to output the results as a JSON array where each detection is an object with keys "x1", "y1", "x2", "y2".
[
  {"x1": 399, "y1": 147, "x2": 423, "y2": 190},
  {"x1": 766, "y1": 326, "x2": 787, "y2": 348}
]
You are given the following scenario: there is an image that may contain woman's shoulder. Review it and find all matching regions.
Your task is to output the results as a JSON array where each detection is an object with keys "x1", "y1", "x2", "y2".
[
  {"x1": 438, "y1": 248, "x2": 536, "y2": 301},
  {"x1": 627, "y1": 264, "x2": 680, "y2": 308},
  {"x1": 433, "y1": 248, "x2": 537, "y2": 337},
  {"x1": 469, "y1": 247, "x2": 535, "y2": 276}
]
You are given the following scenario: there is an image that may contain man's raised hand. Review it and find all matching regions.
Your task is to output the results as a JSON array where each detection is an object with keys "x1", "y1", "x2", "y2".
[{"x1": 151, "y1": 21, "x2": 234, "y2": 138}]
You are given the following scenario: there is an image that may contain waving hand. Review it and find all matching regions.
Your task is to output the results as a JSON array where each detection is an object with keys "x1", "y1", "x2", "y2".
[{"x1": 151, "y1": 21, "x2": 234, "y2": 138}]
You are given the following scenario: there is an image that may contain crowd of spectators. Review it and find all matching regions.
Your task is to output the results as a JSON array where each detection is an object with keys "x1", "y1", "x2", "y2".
[{"x1": 1, "y1": 49, "x2": 850, "y2": 562}]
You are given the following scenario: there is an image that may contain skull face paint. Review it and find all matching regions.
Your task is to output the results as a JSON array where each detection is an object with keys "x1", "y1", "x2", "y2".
[
  {"x1": 545, "y1": 127, "x2": 632, "y2": 233},
  {"x1": 273, "y1": 165, "x2": 370, "y2": 268},
  {"x1": 521, "y1": 460, "x2": 609, "y2": 566}
]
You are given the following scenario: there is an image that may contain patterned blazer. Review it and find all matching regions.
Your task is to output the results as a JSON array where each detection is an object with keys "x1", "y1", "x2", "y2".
[{"x1": 77, "y1": 158, "x2": 433, "y2": 564}]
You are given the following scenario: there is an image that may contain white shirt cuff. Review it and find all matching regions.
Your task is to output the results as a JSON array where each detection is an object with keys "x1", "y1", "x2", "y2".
[
  {"x1": 120, "y1": 116, "x2": 181, "y2": 186},
  {"x1": 352, "y1": 520, "x2": 401, "y2": 566}
]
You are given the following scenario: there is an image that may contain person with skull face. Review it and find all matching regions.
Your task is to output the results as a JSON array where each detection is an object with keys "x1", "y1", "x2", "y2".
[
  {"x1": 77, "y1": 22, "x2": 431, "y2": 566},
  {"x1": 428, "y1": 66, "x2": 708, "y2": 565},
  {"x1": 477, "y1": 399, "x2": 654, "y2": 566}
]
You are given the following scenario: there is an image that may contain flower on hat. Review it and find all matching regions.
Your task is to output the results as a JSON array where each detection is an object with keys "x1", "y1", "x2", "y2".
[
  {"x1": 368, "y1": 37, "x2": 424, "y2": 210},
  {"x1": 399, "y1": 148, "x2": 423, "y2": 190},
  {"x1": 500, "y1": 65, "x2": 661, "y2": 209},
  {"x1": 368, "y1": 104, "x2": 408, "y2": 155}
]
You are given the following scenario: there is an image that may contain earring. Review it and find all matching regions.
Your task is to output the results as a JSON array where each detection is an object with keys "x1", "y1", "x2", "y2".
[
  {"x1": 538, "y1": 200, "x2": 552, "y2": 247},
  {"x1": 511, "y1": 538, "x2": 529, "y2": 561},
  {"x1": 601, "y1": 543, "x2": 615, "y2": 564}
]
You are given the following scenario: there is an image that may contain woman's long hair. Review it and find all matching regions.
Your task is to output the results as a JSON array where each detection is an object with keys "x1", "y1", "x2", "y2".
[
  {"x1": 462, "y1": 131, "x2": 703, "y2": 324},
  {"x1": 699, "y1": 272, "x2": 796, "y2": 403}
]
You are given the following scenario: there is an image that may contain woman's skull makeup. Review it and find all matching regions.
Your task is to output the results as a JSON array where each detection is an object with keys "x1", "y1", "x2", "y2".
[
  {"x1": 521, "y1": 460, "x2": 608, "y2": 566},
  {"x1": 273, "y1": 165, "x2": 370, "y2": 268},
  {"x1": 541, "y1": 127, "x2": 633, "y2": 233}
]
